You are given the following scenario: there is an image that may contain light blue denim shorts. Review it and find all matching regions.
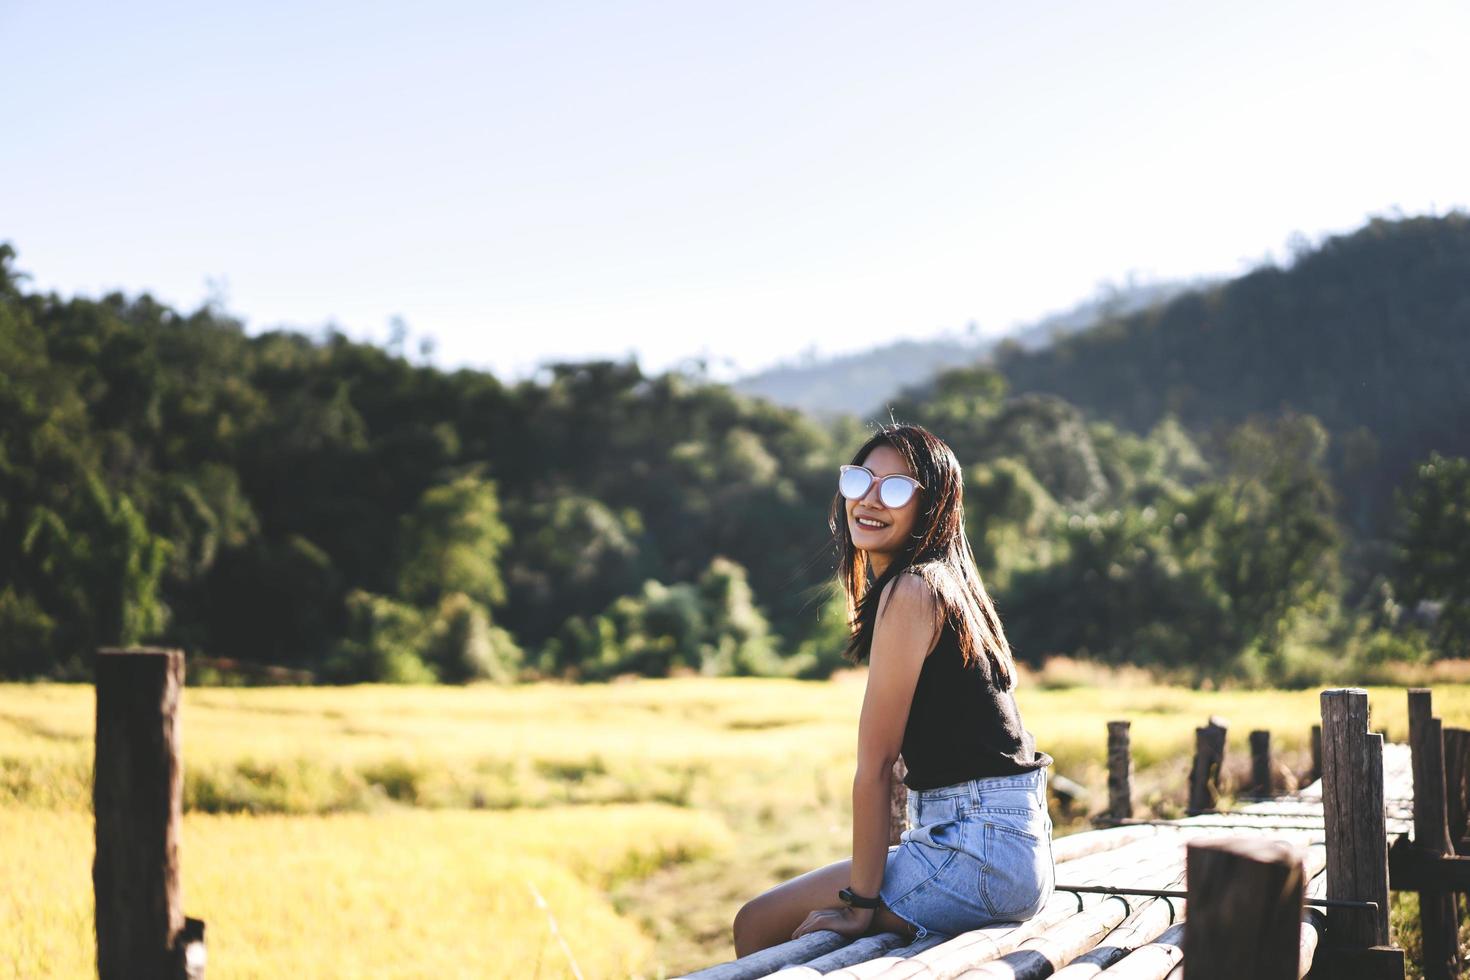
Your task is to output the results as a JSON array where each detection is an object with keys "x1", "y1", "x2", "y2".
[{"x1": 878, "y1": 768, "x2": 1055, "y2": 940}]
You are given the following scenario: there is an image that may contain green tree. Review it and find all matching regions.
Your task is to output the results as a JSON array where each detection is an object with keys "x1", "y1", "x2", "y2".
[
  {"x1": 785, "y1": 584, "x2": 855, "y2": 679},
  {"x1": 422, "y1": 592, "x2": 523, "y2": 684},
  {"x1": 964, "y1": 457, "x2": 1061, "y2": 593},
  {"x1": 500, "y1": 493, "x2": 644, "y2": 647},
  {"x1": 1204, "y1": 413, "x2": 1342, "y2": 665},
  {"x1": 1003, "y1": 502, "x2": 1231, "y2": 672},
  {"x1": 205, "y1": 533, "x2": 345, "y2": 666},
  {"x1": 1393, "y1": 453, "x2": 1470, "y2": 656},
  {"x1": 326, "y1": 590, "x2": 437, "y2": 684},
  {"x1": 694, "y1": 556, "x2": 783, "y2": 676},
  {"x1": 540, "y1": 556, "x2": 782, "y2": 679},
  {"x1": 885, "y1": 365, "x2": 1009, "y2": 462},
  {"x1": 397, "y1": 472, "x2": 510, "y2": 609}
]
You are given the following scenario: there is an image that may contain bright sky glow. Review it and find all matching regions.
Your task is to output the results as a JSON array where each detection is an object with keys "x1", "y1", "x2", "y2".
[{"x1": 4, "y1": 0, "x2": 1467, "y2": 382}]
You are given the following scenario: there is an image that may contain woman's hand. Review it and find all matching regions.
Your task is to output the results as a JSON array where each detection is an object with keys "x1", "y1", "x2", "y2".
[{"x1": 791, "y1": 904, "x2": 874, "y2": 941}]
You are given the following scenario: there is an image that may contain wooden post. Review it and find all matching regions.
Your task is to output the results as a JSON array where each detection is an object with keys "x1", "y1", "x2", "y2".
[
  {"x1": 1310, "y1": 723, "x2": 1322, "y2": 785},
  {"x1": 94, "y1": 647, "x2": 205, "y2": 979},
  {"x1": 1183, "y1": 837, "x2": 1305, "y2": 980},
  {"x1": 1408, "y1": 689, "x2": 1459, "y2": 980},
  {"x1": 1313, "y1": 691, "x2": 1402, "y2": 980},
  {"x1": 1319, "y1": 689, "x2": 1390, "y2": 948},
  {"x1": 1443, "y1": 727, "x2": 1470, "y2": 854},
  {"x1": 889, "y1": 757, "x2": 909, "y2": 845},
  {"x1": 1250, "y1": 729, "x2": 1271, "y2": 797},
  {"x1": 1107, "y1": 720, "x2": 1133, "y2": 821},
  {"x1": 1445, "y1": 725, "x2": 1470, "y2": 955},
  {"x1": 1188, "y1": 716, "x2": 1227, "y2": 815}
]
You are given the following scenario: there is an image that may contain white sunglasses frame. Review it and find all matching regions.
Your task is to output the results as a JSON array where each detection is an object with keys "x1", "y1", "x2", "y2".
[{"x1": 837, "y1": 464, "x2": 924, "y2": 508}]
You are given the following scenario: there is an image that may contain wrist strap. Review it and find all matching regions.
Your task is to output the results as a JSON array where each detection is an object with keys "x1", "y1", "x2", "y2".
[{"x1": 838, "y1": 886, "x2": 880, "y2": 909}]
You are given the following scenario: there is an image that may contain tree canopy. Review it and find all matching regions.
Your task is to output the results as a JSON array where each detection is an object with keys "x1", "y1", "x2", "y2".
[{"x1": 1, "y1": 215, "x2": 1464, "y2": 686}]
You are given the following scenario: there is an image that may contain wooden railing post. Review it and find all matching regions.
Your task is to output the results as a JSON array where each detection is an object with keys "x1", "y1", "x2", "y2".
[
  {"x1": 1183, "y1": 837, "x2": 1305, "y2": 979},
  {"x1": 1319, "y1": 689, "x2": 1391, "y2": 947},
  {"x1": 1107, "y1": 720, "x2": 1133, "y2": 821},
  {"x1": 94, "y1": 647, "x2": 205, "y2": 979},
  {"x1": 1188, "y1": 716, "x2": 1227, "y2": 815},
  {"x1": 1408, "y1": 689, "x2": 1460, "y2": 980},
  {"x1": 1250, "y1": 729, "x2": 1271, "y2": 798},
  {"x1": 1442, "y1": 726, "x2": 1470, "y2": 854}
]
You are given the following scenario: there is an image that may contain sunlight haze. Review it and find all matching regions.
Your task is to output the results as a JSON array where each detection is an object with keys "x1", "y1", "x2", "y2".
[{"x1": 4, "y1": 0, "x2": 1467, "y2": 381}]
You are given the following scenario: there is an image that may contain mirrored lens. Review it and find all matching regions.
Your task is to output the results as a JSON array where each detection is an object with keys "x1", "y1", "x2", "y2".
[
  {"x1": 878, "y1": 477, "x2": 916, "y2": 508},
  {"x1": 838, "y1": 466, "x2": 873, "y2": 500}
]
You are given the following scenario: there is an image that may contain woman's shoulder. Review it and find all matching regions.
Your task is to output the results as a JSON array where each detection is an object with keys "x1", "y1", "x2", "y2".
[
  {"x1": 880, "y1": 565, "x2": 946, "y2": 648},
  {"x1": 899, "y1": 560, "x2": 956, "y2": 594},
  {"x1": 886, "y1": 561, "x2": 941, "y2": 593},
  {"x1": 873, "y1": 569, "x2": 934, "y2": 625}
]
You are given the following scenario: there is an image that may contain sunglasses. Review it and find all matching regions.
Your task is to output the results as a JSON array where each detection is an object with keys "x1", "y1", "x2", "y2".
[{"x1": 838, "y1": 464, "x2": 924, "y2": 508}]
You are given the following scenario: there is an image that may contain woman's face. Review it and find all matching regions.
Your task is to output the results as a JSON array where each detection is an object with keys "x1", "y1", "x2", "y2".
[{"x1": 845, "y1": 443, "x2": 921, "y2": 561}]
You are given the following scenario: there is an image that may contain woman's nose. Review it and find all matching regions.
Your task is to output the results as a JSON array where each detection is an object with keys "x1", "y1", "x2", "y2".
[{"x1": 861, "y1": 481, "x2": 885, "y2": 508}]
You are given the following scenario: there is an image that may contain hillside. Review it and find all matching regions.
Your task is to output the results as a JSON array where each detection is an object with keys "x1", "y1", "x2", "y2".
[
  {"x1": 3, "y1": 215, "x2": 1465, "y2": 684},
  {"x1": 731, "y1": 280, "x2": 1196, "y2": 420},
  {"x1": 994, "y1": 213, "x2": 1470, "y2": 539}
]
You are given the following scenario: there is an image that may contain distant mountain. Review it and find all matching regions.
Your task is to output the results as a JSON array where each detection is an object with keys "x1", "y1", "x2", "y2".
[
  {"x1": 1005, "y1": 278, "x2": 1207, "y2": 354},
  {"x1": 730, "y1": 280, "x2": 1198, "y2": 420},
  {"x1": 730, "y1": 334, "x2": 987, "y2": 422},
  {"x1": 994, "y1": 213, "x2": 1470, "y2": 539}
]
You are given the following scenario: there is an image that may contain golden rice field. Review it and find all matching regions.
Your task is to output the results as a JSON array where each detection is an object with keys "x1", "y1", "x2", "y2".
[{"x1": 6, "y1": 675, "x2": 1470, "y2": 978}]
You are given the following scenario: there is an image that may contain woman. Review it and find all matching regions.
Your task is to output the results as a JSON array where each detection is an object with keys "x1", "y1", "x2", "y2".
[{"x1": 731, "y1": 422, "x2": 1055, "y2": 956}]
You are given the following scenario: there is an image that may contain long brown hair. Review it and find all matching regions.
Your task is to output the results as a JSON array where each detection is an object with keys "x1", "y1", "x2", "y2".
[{"x1": 829, "y1": 422, "x2": 1017, "y2": 688}]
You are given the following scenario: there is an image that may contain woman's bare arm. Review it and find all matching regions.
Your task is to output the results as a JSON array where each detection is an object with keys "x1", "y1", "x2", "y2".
[
  {"x1": 849, "y1": 572, "x2": 940, "y2": 897},
  {"x1": 790, "y1": 572, "x2": 939, "y2": 940}
]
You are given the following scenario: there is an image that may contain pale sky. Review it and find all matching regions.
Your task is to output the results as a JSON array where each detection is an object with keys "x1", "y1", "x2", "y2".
[{"x1": 4, "y1": 0, "x2": 1467, "y2": 382}]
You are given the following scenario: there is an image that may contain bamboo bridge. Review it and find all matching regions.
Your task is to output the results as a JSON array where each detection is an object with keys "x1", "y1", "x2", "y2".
[{"x1": 682, "y1": 688, "x2": 1470, "y2": 980}]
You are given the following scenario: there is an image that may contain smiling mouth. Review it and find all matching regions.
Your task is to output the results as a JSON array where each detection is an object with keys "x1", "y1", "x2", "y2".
[{"x1": 855, "y1": 517, "x2": 888, "y2": 529}]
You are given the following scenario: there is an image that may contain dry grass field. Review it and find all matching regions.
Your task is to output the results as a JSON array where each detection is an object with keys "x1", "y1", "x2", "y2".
[{"x1": 6, "y1": 673, "x2": 1470, "y2": 977}]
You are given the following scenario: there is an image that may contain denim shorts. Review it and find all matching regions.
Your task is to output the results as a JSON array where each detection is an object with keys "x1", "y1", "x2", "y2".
[{"x1": 878, "y1": 768, "x2": 1055, "y2": 940}]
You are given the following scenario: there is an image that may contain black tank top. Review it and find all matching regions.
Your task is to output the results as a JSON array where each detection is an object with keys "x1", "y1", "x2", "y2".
[{"x1": 900, "y1": 616, "x2": 1053, "y2": 791}]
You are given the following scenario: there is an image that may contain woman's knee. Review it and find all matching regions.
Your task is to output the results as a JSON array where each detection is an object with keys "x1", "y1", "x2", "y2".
[
  {"x1": 735, "y1": 889, "x2": 803, "y2": 957},
  {"x1": 732, "y1": 896, "x2": 768, "y2": 956}
]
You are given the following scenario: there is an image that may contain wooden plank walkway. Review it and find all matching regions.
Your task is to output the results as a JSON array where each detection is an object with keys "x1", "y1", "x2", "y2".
[{"x1": 682, "y1": 742, "x2": 1416, "y2": 979}]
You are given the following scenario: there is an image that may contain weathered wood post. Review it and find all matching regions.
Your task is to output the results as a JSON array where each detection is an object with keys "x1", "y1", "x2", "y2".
[
  {"x1": 1310, "y1": 723, "x2": 1322, "y2": 785},
  {"x1": 1408, "y1": 689, "x2": 1460, "y2": 980},
  {"x1": 1183, "y1": 837, "x2": 1305, "y2": 979},
  {"x1": 889, "y1": 757, "x2": 908, "y2": 845},
  {"x1": 1188, "y1": 716, "x2": 1227, "y2": 815},
  {"x1": 1443, "y1": 726, "x2": 1470, "y2": 854},
  {"x1": 94, "y1": 647, "x2": 205, "y2": 979},
  {"x1": 1250, "y1": 729, "x2": 1271, "y2": 798},
  {"x1": 1313, "y1": 688, "x2": 1403, "y2": 979},
  {"x1": 1107, "y1": 720, "x2": 1133, "y2": 822},
  {"x1": 1444, "y1": 725, "x2": 1470, "y2": 937}
]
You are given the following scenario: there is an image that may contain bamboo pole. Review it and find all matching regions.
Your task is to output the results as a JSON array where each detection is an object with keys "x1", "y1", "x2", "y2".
[{"x1": 1092, "y1": 922, "x2": 1184, "y2": 979}]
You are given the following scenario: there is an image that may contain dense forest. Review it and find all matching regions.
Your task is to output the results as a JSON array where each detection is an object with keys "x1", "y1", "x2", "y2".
[
  {"x1": 995, "y1": 214, "x2": 1470, "y2": 546},
  {"x1": 1, "y1": 214, "x2": 1466, "y2": 686}
]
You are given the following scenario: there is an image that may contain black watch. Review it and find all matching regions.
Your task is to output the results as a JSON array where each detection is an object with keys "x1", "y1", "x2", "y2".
[{"x1": 838, "y1": 886, "x2": 880, "y2": 909}]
